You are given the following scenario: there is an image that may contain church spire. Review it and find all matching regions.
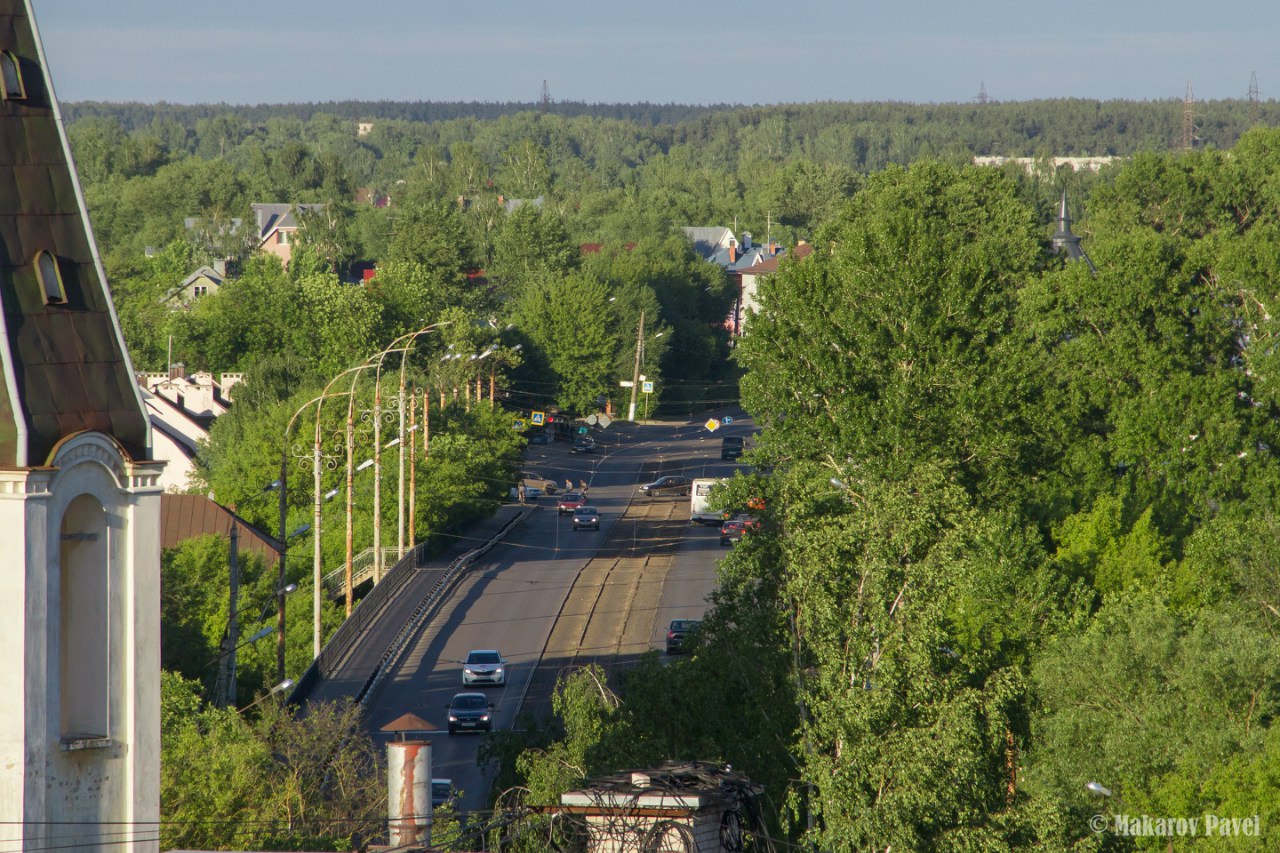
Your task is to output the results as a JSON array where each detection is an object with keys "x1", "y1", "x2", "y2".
[{"x1": 1051, "y1": 190, "x2": 1096, "y2": 274}]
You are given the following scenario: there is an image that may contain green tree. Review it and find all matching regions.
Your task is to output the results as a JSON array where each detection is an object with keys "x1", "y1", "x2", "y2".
[
  {"x1": 512, "y1": 275, "x2": 619, "y2": 414},
  {"x1": 161, "y1": 673, "x2": 385, "y2": 851}
]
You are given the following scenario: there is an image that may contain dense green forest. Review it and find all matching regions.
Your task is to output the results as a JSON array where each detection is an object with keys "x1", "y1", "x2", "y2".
[{"x1": 74, "y1": 97, "x2": 1280, "y2": 849}]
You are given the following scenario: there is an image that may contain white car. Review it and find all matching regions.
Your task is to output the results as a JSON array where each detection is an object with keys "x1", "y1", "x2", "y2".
[
  {"x1": 461, "y1": 649, "x2": 507, "y2": 686},
  {"x1": 518, "y1": 471, "x2": 557, "y2": 498}
]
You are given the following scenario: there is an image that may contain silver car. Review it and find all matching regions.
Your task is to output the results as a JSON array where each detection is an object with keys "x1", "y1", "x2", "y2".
[
  {"x1": 573, "y1": 506, "x2": 601, "y2": 530},
  {"x1": 461, "y1": 649, "x2": 506, "y2": 686}
]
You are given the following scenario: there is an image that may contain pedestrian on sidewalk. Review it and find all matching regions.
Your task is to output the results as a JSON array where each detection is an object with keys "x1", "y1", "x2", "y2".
[{"x1": 580, "y1": 479, "x2": 589, "y2": 496}]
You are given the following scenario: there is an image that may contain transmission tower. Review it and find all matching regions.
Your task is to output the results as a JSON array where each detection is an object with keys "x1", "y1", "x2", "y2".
[
  {"x1": 539, "y1": 80, "x2": 552, "y2": 114},
  {"x1": 1181, "y1": 81, "x2": 1200, "y2": 151},
  {"x1": 1249, "y1": 71, "x2": 1261, "y2": 125},
  {"x1": 974, "y1": 81, "x2": 991, "y2": 105}
]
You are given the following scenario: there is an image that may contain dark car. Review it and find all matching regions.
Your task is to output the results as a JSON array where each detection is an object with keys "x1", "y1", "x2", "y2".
[
  {"x1": 720, "y1": 517, "x2": 747, "y2": 546},
  {"x1": 558, "y1": 492, "x2": 585, "y2": 514},
  {"x1": 638, "y1": 475, "x2": 692, "y2": 498},
  {"x1": 721, "y1": 435, "x2": 745, "y2": 461},
  {"x1": 665, "y1": 619, "x2": 702, "y2": 654},
  {"x1": 573, "y1": 435, "x2": 596, "y2": 453},
  {"x1": 527, "y1": 428, "x2": 550, "y2": 445},
  {"x1": 573, "y1": 506, "x2": 601, "y2": 530},
  {"x1": 447, "y1": 692, "x2": 494, "y2": 734},
  {"x1": 432, "y1": 778, "x2": 454, "y2": 808}
]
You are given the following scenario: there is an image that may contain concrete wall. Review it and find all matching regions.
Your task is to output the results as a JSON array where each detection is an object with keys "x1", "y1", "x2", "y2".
[{"x1": 0, "y1": 434, "x2": 162, "y2": 853}]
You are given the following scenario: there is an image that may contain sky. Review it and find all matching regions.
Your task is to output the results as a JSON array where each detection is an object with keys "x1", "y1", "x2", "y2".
[{"x1": 29, "y1": 0, "x2": 1280, "y2": 106}]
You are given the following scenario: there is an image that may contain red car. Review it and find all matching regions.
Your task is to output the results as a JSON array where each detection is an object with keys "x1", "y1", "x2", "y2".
[{"x1": 558, "y1": 492, "x2": 585, "y2": 514}]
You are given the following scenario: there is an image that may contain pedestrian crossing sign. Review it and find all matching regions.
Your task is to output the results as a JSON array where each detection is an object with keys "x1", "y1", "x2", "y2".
[{"x1": 531, "y1": 411, "x2": 546, "y2": 425}]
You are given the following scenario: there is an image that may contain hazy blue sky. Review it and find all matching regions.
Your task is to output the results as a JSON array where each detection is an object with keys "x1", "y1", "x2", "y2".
[{"x1": 30, "y1": 0, "x2": 1280, "y2": 105}]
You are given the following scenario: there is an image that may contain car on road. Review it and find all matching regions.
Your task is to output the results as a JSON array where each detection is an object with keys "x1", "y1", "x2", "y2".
[
  {"x1": 447, "y1": 692, "x2": 494, "y2": 734},
  {"x1": 573, "y1": 435, "x2": 596, "y2": 453},
  {"x1": 719, "y1": 517, "x2": 747, "y2": 546},
  {"x1": 720, "y1": 513, "x2": 761, "y2": 545},
  {"x1": 432, "y1": 778, "x2": 454, "y2": 809},
  {"x1": 665, "y1": 619, "x2": 702, "y2": 654},
  {"x1": 527, "y1": 428, "x2": 550, "y2": 445},
  {"x1": 461, "y1": 649, "x2": 507, "y2": 686},
  {"x1": 558, "y1": 492, "x2": 586, "y2": 514},
  {"x1": 519, "y1": 471, "x2": 557, "y2": 498},
  {"x1": 721, "y1": 435, "x2": 745, "y2": 461},
  {"x1": 573, "y1": 506, "x2": 601, "y2": 530},
  {"x1": 638, "y1": 475, "x2": 692, "y2": 498}
]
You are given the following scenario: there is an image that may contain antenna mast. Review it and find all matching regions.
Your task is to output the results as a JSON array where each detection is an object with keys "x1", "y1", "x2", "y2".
[
  {"x1": 974, "y1": 81, "x2": 991, "y2": 105},
  {"x1": 1249, "y1": 72, "x2": 1261, "y2": 125},
  {"x1": 539, "y1": 80, "x2": 552, "y2": 114},
  {"x1": 1181, "y1": 81, "x2": 1200, "y2": 151}
]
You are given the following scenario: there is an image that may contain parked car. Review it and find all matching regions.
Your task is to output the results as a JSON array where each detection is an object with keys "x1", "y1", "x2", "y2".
[
  {"x1": 720, "y1": 435, "x2": 745, "y2": 461},
  {"x1": 638, "y1": 475, "x2": 692, "y2": 497},
  {"x1": 431, "y1": 778, "x2": 454, "y2": 808},
  {"x1": 573, "y1": 435, "x2": 596, "y2": 453},
  {"x1": 558, "y1": 492, "x2": 586, "y2": 514},
  {"x1": 573, "y1": 506, "x2": 601, "y2": 530},
  {"x1": 447, "y1": 692, "x2": 494, "y2": 734},
  {"x1": 527, "y1": 428, "x2": 550, "y2": 445},
  {"x1": 665, "y1": 619, "x2": 702, "y2": 654},
  {"x1": 519, "y1": 471, "x2": 557, "y2": 497},
  {"x1": 461, "y1": 649, "x2": 507, "y2": 686}
]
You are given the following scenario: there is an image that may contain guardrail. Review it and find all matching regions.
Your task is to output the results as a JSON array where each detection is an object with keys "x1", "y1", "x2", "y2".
[
  {"x1": 288, "y1": 507, "x2": 531, "y2": 707},
  {"x1": 358, "y1": 508, "x2": 531, "y2": 709}
]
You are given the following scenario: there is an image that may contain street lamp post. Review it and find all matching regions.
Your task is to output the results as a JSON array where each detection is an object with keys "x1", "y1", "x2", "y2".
[{"x1": 628, "y1": 311, "x2": 645, "y2": 422}]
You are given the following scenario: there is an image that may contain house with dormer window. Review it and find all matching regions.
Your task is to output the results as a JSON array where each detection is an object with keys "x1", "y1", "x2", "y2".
[{"x1": 252, "y1": 202, "x2": 326, "y2": 266}]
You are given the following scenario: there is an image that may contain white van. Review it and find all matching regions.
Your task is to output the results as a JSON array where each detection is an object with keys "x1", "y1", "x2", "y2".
[{"x1": 690, "y1": 478, "x2": 726, "y2": 525}]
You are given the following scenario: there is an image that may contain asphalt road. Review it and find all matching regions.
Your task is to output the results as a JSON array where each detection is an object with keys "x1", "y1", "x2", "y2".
[{"x1": 360, "y1": 412, "x2": 753, "y2": 815}]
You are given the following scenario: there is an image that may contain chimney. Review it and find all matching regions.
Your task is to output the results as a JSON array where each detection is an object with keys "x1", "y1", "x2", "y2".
[
  {"x1": 213, "y1": 258, "x2": 227, "y2": 277},
  {"x1": 168, "y1": 361, "x2": 185, "y2": 381},
  {"x1": 742, "y1": 232, "x2": 752, "y2": 251},
  {"x1": 728, "y1": 239, "x2": 737, "y2": 264}
]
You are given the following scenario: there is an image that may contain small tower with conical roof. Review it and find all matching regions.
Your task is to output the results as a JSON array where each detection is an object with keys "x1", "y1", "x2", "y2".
[{"x1": 1051, "y1": 190, "x2": 1096, "y2": 274}]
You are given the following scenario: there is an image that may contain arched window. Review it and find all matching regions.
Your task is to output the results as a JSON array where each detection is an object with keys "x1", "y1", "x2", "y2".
[
  {"x1": 60, "y1": 495, "x2": 109, "y2": 740},
  {"x1": 35, "y1": 250, "x2": 66, "y2": 304},
  {"x1": 0, "y1": 50, "x2": 24, "y2": 100}
]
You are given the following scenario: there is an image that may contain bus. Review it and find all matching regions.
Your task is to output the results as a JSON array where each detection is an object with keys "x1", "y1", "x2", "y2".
[{"x1": 690, "y1": 478, "x2": 727, "y2": 525}]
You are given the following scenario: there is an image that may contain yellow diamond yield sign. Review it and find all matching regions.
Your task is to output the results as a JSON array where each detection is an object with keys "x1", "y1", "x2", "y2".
[{"x1": 704, "y1": 418, "x2": 721, "y2": 432}]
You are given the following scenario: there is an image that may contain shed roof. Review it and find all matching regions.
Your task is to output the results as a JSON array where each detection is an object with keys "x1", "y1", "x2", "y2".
[{"x1": 160, "y1": 493, "x2": 281, "y2": 568}]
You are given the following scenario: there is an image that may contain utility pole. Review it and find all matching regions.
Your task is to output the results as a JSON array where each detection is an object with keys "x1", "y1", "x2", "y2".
[
  {"x1": 276, "y1": 454, "x2": 288, "y2": 683},
  {"x1": 217, "y1": 524, "x2": 241, "y2": 709},
  {"x1": 627, "y1": 311, "x2": 645, "y2": 422}
]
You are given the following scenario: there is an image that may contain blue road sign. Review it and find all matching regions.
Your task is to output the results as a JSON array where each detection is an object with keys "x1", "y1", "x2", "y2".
[{"x1": 722, "y1": 416, "x2": 734, "y2": 425}]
